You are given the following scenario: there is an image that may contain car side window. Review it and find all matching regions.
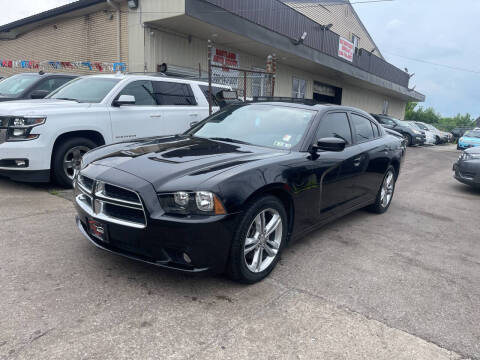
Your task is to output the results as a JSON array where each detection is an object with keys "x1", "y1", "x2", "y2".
[
  {"x1": 33, "y1": 77, "x2": 73, "y2": 92},
  {"x1": 153, "y1": 81, "x2": 197, "y2": 106},
  {"x1": 117, "y1": 80, "x2": 157, "y2": 105},
  {"x1": 199, "y1": 85, "x2": 224, "y2": 106},
  {"x1": 351, "y1": 113, "x2": 375, "y2": 143},
  {"x1": 316, "y1": 112, "x2": 352, "y2": 145}
]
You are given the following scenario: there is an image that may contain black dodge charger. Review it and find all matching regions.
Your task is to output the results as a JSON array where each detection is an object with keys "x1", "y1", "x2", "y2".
[{"x1": 74, "y1": 102, "x2": 405, "y2": 283}]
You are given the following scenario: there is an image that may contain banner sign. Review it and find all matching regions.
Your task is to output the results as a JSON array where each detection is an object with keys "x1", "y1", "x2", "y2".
[
  {"x1": 338, "y1": 37, "x2": 354, "y2": 62},
  {"x1": 211, "y1": 47, "x2": 240, "y2": 89},
  {"x1": 212, "y1": 48, "x2": 239, "y2": 70},
  {"x1": 0, "y1": 59, "x2": 127, "y2": 72}
]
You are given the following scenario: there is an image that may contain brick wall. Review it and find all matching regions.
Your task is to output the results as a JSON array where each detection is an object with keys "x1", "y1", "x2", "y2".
[{"x1": 0, "y1": 3, "x2": 128, "y2": 77}]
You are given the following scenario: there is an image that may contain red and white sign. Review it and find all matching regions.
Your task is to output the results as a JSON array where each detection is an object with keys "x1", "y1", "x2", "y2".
[
  {"x1": 212, "y1": 47, "x2": 239, "y2": 71},
  {"x1": 338, "y1": 37, "x2": 354, "y2": 62}
]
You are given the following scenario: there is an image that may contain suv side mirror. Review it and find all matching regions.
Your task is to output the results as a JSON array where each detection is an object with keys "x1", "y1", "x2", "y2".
[
  {"x1": 315, "y1": 137, "x2": 346, "y2": 152},
  {"x1": 30, "y1": 90, "x2": 50, "y2": 99},
  {"x1": 113, "y1": 94, "x2": 136, "y2": 107}
]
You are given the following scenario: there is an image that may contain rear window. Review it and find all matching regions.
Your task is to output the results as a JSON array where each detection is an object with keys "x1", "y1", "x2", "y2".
[
  {"x1": 0, "y1": 74, "x2": 40, "y2": 96},
  {"x1": 351, "y1": 113, "x2": 375, "y2": 142},
  {"x1": 153, "y1": 81, "x2": 197, "y2": 106}
]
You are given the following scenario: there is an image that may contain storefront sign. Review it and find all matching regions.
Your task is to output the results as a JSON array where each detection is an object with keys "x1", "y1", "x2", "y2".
[
  {"x1": 338, "y1": 37, "x2": 354, "y2": 62},
  {"x1": 211, "y1": 47, "x2": 240, "y2": 89}
]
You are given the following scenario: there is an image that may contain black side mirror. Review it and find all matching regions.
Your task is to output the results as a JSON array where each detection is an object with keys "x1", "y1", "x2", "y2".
[
  {"x1": 30, "y1": 90, "x2": 50, "y2": 99},
  {"x1": 314, "y1": 137, "x2": 346, "y2": 152}
]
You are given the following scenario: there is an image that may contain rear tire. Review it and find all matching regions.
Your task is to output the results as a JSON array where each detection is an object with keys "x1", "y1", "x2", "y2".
[
  {"x1": 227, "y1": 195, "x2": 287, "y2": 284},
  {"x1": 368, "y1": 166, "x2": 396, "y2": 214},
  {"x1": 52, "y1": 137, "x2": 97, "y2": 188}
]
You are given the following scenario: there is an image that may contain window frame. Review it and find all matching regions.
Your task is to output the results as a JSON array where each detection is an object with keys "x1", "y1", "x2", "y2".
[
  {"x1": 115, "y1": 80, "x2": 157, "y2": 106},
  {"x1": 349, "y1": 112, "x2": 378, "y2": 144},
  {"x1": 314, "y1": 111, "x2": 354, "y2": 148}
]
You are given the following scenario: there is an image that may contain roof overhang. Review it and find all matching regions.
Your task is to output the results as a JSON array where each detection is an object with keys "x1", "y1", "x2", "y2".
[{"x1": 147, "y1": 0, "x2": 424, "y2": 102}]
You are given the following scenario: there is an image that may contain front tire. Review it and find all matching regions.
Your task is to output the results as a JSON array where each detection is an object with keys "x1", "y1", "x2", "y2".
[
  {"x1": 227, "y1": 196, "x2": 287, "y2": 284},
  {"x1": 405, "y1": 134, "x2": 412, "y2": 147},
  {"x1": 52, "y1": 137, "x2": 97, "y2": 187},
  {"x1": 368, "y1": 166, "x2": 396, "y2": 214}
]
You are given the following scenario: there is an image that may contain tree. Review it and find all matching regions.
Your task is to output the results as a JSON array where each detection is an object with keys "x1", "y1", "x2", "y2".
[{"x1": 404, "y1": 102, "x2": 476, "y2": 131}]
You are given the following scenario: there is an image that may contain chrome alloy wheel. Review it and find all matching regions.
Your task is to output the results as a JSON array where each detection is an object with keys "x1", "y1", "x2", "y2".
[
  {"x1": 380, "y1": 170, "x2": 395, "y2": 208},
  {"x1": 244, "y1": 208, "x2": 283, "y2": 273},
  {"x1": 63, "y1": 146, "x2": 90, "y2": 180}
]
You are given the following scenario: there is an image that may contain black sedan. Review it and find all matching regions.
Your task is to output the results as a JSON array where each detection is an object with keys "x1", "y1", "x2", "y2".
[
  {"x1": 453, "y1": 147, "x2": 480, "y2": 188},
  {"x1": 371, "y1": 114, "x2": 425, "y2": 146},
  {"x1": 74, "y1": 103, "x2": 405, "y2": 283}
]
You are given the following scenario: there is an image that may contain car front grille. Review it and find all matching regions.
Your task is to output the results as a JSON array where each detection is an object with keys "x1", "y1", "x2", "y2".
[
  {"x1": 460, "y1": 171, "x2": 476, "y2": 180},
  {"x1": 75, "y1": 174, "x2": 146, "y2": 229}
]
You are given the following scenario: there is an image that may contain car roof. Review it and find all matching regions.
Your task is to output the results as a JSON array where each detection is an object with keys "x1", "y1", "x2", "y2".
[
  {"x1": 244, "y1": 102, "x2": 373, "y2": 115},
  {"x1": 77, "y1": 73, "x2": 228, "y2": 87}
]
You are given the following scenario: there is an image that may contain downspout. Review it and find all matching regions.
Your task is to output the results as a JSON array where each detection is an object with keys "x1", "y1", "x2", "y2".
[{"x1": 107, "y1": 0, "x2": 121, "y2": 63}]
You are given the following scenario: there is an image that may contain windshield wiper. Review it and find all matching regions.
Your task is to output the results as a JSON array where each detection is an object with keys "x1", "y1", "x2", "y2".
[
  {"x1": 210, "y1": 137, "x2": 251, "y2": 145},
  {"x1": 55, "y1": 97, "x2": 80, "y2": 102}
]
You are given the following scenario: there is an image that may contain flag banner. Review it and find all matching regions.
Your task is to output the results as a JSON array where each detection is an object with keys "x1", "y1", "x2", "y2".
[{"x1": 0, "y1": 59, "x2": 127, "y2": 72}]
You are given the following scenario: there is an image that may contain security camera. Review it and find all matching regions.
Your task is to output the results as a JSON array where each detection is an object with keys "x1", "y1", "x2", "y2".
[{"x1": 300, "y1": 32, "x2": 307, "y2": 41}]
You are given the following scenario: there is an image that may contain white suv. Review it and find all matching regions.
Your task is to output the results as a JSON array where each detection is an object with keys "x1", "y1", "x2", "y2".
[{"x1": 0, "y1": 74, "x2": 226, "y2": 186}]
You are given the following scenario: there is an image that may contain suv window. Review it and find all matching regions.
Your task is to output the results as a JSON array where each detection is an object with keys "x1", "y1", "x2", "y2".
[
  {"x1": 118, "y1": 80, "x2": 156, "y2": 105},
  {"x1": 153, "y1": 81, "x2": 197, "y2": 106},
  {"x1": 33, "y1": 77, "x2": 73, "y2": 93},
  {"x1": 316, "y1": 112, "x2": 352, "y2": 145},
  {"x1": 351, "y1": 113, "x2": 375, "y2": 142}
]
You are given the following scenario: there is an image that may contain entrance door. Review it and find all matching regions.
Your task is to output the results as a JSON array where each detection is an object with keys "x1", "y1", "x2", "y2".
[{"x1": 313, "y1": 81, "x2": 342, "y2": 105}]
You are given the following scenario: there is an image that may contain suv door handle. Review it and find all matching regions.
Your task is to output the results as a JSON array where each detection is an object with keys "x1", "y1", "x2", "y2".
[
  {"x1": 189, "y1": 113, "x2": 199, "y2": 117},
  {"x1": 353, "y1": 157, "x2": 362, "y2": 167},
  {"x1": 150, "y1": 114, "x2": 162, "y2": 118}
]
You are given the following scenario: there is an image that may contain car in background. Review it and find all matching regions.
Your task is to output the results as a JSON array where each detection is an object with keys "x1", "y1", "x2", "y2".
[
  {"x1": 0, "y1": 72, "x2": 77, "y2": 102},
  {"x1": 453, "y1": 147, "x2": 480, "y2": 188},
  {"x1": 371, "y1": 114, "x2": 425, "y2": 146},
  {"x1": 457, "y1": 129, "x2": 480, "y2": 150},
  {"x1": 408, "y1": 121, "x2": 435, "y2": 145},
  {"x1": 0, "y1": 74, "x2": 228, "y2": 187},
  {"x1": 74, "y1": 103, "x2": 405, "y2": 283},
  {"x1": 451, "y1": 127, "x2": 473, "y2": 140},
  {"x1": 414, "y1": 122, "x2": 448, "y2": 144}
]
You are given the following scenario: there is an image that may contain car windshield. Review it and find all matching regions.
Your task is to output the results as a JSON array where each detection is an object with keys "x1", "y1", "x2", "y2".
[
  {"x1": 47, "y1": 77, "x2": 121, "y2": 103},
  {"x1": 0, "y1": 74, "x2": 40, "y2": 96},
  {"x1": 188, "y1": 104, "x2": 316, "y2": 149},
  {"x1": 396, "y1": 119, "x2": 410, "y2": 127},
  {"x1": 464, "y1": 130, "x2": 480, "y2": 138},
  {"x1": 408, "y1": 122, "x2": 422, "y2": 130}
]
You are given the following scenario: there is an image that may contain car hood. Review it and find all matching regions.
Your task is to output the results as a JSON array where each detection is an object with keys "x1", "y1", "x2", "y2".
[
  {"x1": 0, "y1": 98, "x2": 91, "y2": 115},
  {"x1": 82, "y1": 136, "x2": 288, "y2": 191}
]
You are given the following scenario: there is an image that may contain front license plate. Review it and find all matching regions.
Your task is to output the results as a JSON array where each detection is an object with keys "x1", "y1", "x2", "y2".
[{"x1": 87, "y1": 218, "x2": 108, "y2": 243}]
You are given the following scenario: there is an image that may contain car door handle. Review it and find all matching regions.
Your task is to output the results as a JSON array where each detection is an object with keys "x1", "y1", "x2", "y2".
[
  {"x1": 150, "y1": 114, "x2": 162, "y2": 118},
  {"x1": 353, "y1": 157, "x2": 362, "y2": 167},
  {"x1": 189, "y1": 113, "x2": 199, "y2": 117}
]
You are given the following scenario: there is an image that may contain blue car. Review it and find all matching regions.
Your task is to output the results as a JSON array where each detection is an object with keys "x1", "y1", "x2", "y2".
[{"x1": 457, "y1": 129, "x2": 480, "y2": 150}]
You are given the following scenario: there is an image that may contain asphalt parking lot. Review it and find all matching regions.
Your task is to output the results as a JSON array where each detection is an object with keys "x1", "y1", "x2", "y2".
[{"x1": 1, "y1": 144, "x2": 479, "y2": 360}]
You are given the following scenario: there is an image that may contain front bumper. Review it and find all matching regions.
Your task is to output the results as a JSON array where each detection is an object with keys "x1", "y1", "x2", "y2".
[
  {"x1": 412, "y1": 134, "x2": 426, "y2": 145},
  {"x1": 453, "y1": 160, "x2": 480, "y2": 188},
  {"x1": 74, "y1": 164, "x2": 239, "y2": 273},
  {"x1": 75, "y1": 211, "x2": 238, "y2": 273},
  {"x1": 0, "y1": 137, "x2": 52, "y2": 181},
  {"x1": 457, "y1": 142, "x2": 480, "y2": 150}
]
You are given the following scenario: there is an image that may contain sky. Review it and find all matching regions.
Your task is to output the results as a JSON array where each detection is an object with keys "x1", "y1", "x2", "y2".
[
  {"x1": 0, "y1": 0, "x2": 478, "y2": 118},
  {"x1": 352, "y1": 0, "x2": 480, "y2": 118}
]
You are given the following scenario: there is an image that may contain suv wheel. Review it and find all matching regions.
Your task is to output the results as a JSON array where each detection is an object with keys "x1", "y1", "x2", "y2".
[
  {"x1": 404, "y1": 134, "x2": 412, "y2": 147},
  {"x1": 368, "y1": 166, "x2": 396, "y2": 214},
  {"x1": 227, "y1": 196, "x2": 287, "y2": 284},
  {"x1": 52, "y1": 137, "x2": 97, "y2": 187}
]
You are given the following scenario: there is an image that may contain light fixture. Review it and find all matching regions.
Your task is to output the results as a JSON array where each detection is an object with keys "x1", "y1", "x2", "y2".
[
  {"x1": 127, "y1": 0, "x2": 139, "y2": 9},
  {"x1": 292, "y1": 31, "x2": 308, "y2": 45}
]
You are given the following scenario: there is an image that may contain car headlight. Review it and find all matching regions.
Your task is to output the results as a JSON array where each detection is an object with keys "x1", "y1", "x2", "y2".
[
  {"x1": 4, "y1": 116, "x2": 46, "y2": 141},
  {"x1": 412, "y1": 129, "x2": 421, "y2": 135},
  {"x1": 158, "y1": 191, "x2": 226, "y2": 216}
]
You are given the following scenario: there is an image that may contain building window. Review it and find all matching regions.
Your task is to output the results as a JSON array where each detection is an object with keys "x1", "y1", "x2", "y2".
[
  {"x1": 383, "y1": 100, "x2": 389, "y2": 115},
  {"x1": 292, "y1": 77, "x2": 307, "y2": 99},
  {"x1": 352, "y1": 34, "x2": 360, "y2": 50}
]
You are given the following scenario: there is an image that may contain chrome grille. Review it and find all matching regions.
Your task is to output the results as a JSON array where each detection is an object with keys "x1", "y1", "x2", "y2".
[{"x1": 75, "y1": 175, "x2": 146, "y2": 229}]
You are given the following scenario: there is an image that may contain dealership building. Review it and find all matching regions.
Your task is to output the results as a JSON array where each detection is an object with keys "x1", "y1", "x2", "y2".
[{"x1": 0, "y1": 0, "x2": 424, "y2": 118}]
